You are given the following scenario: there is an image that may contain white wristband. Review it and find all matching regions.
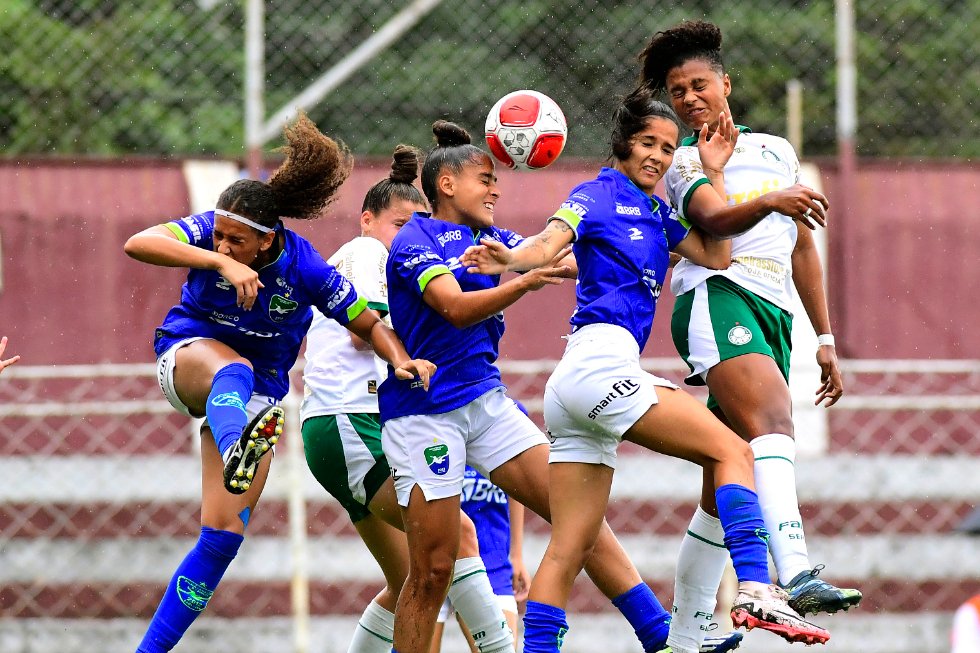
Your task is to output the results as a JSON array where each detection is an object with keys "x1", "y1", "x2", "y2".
[{"x1": 817, "y1": 334, "x2": 836, "y2": 347}]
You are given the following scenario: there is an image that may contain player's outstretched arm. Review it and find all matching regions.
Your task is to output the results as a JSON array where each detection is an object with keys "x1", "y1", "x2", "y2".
[
  {"x1": 124, "y1": 225, "x2": 264, "y2": 310},
  {"x1": 424, "y1": 250, "x2": 570, "y2": 329},
  {"x1": 345, "y1": 309, "x2": 436, "y2": 390},
  {"x1": 461, "y1": 220, "x2": 574, "y2": 274}
]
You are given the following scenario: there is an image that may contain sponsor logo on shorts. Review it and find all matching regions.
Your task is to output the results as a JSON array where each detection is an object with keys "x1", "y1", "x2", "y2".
[
  {"x1": 423, "y1": 443, "x2": 450, "y2": 476},
  {"x1": 587, "y1": 379, "x2": 641, "y2": 420},
  {"x1": 728, "y1": 325, "x2": 753, "y2": 346}
]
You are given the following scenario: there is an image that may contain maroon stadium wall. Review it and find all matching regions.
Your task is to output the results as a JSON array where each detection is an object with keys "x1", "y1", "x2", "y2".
[{"x1": 0, "y1": 158, "x2": 976, "y2": 364}]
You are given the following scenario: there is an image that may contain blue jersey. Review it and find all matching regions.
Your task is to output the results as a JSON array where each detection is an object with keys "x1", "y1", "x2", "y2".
[
  {"x1": 460, "y1": 466, "x2": 513, "y2": 595},
  {"x1": 550, "y1": 168, "x2": 690, "y2": 350},
  {"x1": 379, "y1": 213, "x2": 524, "y2": 421},
  {"x1": 153, "y1": 211, "x2": 367, "y2": 399}
]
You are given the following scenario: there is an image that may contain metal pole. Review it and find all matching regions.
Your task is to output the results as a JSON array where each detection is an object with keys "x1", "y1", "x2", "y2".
[
  {"x1": 786, "y1": 79, "x2": 803, "y2": 155},
  {"x1": 834, "y1": 0, "x2": 857, "y2": 352},
  {"x1": 285, "y1": 391, "x2": 311, "y2": 653},
  {"x1": 245, "y1": 0, "x2": 264, "y2": 179}
]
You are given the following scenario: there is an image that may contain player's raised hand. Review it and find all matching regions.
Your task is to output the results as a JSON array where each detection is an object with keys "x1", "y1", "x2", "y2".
[
  {"x1": 461, "y1": 237, "x2": 514, "y2": 275},
  {"x1": 0, "y1": 336, "x2": 20, "y2": 375},
  {"x1": 393, "y1": 358, "x2": 437, "y2": 391},
  {"x1": 698, "y1": 111, "x2": 738, "y2": 175},
  {"x1": 216, "y1": 257, "x2": 265, "y2": 310}
]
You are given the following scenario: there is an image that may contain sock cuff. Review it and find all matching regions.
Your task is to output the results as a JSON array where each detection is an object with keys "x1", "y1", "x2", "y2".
[
  {"x1": 213, "y1": 362, "x2": 253, "y2": 382},
  {"x1": 199, "y1": 526, "x2": 244, "y2": 560},
  {"x1": 716, "y1": 484, "x2": 759, "y2": 502},
  {"x1": 360, "y1": 600, "x2": 395, "y2": 638},
  {"x1": 525, "y1": 600, "x2": 567, "y2": 622},
  {"x1": 452, "y1": 556, "x2": 488, "y2": 583},
  {"x1": 750, "y1": 433, "x2": 796, "y2": 462},
  {"x1": 611, "y1": 582, "x2": 650, "y2": 609},
  {"x1": 690, "y1": 506, "x2": 725, "y2": 542}
]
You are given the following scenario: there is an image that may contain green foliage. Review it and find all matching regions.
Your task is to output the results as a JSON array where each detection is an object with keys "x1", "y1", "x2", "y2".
[{"x1": 0, "y1": 0, "x2": 975, "y2": 158}]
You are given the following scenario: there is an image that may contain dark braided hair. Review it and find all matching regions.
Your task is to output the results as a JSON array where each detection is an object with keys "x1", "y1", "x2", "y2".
[
  {"x1": 217, "y1": 112, "x2": 353, "y2": 230},
  {"x1": 420, "y1": 120, "x2": 490, "y2": 212},
  {"x1": 638, "y1": 20, "x2": 725, "y2": 94},
  {"x1": 609, "y1": 85, "x2": 680, "y2": 161},
  {"x1": 362, "y1": 144, "x2": 426, "y2": 214}
]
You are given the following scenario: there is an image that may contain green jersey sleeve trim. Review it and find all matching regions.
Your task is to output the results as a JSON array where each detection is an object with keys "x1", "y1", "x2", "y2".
[
  {"x1": 549, "y1": 208, "x2": 581, "y2": 240},
  {"x1": 418, "y1": 264, "x2": 452, "y2": 293},
  {"x1": 164, "y1": 222, "x2": 190, "y2": 243},
  {"x1": 345, "y1": 295, "x2": 368, "y2": 322},
  {"x1": 366, "y1": 301, "x2": 389, "y2": 312},
  {"x1": 680, "y1": 178, "x2": 711, "y2": 229}
]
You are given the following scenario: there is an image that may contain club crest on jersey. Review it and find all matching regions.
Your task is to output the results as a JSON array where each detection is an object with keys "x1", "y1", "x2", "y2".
[
  {"x1": 269, "y1": 294, "x2": 298, "y2": 322},
  {"x1": 728, "y1": 325, "x2": 753, "y2": 346},
  {"x1": 423, "y1": 443, "x2": 450, "y2": 476}
]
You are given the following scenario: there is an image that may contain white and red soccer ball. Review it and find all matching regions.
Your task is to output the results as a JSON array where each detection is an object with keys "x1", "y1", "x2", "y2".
[{"x1": 485, "y1": 90, "x2": 567, "y2": 171}]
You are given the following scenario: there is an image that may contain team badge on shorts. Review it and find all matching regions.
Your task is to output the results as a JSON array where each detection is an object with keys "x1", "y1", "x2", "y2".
[
  {"x1": 424, "y1": 443, "x2": 450, "y2": 475},
  {"x1": 728, "y1": 325, "x2": 753, "y2": 346}
]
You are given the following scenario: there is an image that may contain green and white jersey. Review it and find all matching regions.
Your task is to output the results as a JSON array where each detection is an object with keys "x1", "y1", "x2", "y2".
[
  {"x1": 665, "y1": 127, "x2": 801, "y2": 311},
  {"x1": 301, "y1": 236, "x2": 390, "y2": 419}
]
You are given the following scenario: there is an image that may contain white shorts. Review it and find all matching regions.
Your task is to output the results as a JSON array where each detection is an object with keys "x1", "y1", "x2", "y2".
[
  {"x1": 437, "y1": 594, "x2": 519, "y2": 623},
  {"x1": 156, "y1": 337, "x2": 278, "y2": 422},
  {"x1": 544, "y1": 324, "x2": 677, "y2": 468},
  {"x1": 382, "y1": 387, "x2": 548, "y2": 507}
]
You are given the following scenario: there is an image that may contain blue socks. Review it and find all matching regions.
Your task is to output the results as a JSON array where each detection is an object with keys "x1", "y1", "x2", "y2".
[
  {"x1": 715, "y1": 483, "x2": 771, "y2": 584},
  {"x1": 612, "y1": 583, "x2": 671, "y2": 653},
  {"x1": 136, "y1": 527, "x2": 244, "y2": 652},
  {"x1": 207, "y1": 362, "x2": 254, "y2": 458},
  {"x1": 522, "y1": 601, "x2": 569, "y2": 653}
]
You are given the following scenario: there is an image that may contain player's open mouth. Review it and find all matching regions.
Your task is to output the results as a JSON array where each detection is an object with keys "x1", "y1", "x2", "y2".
[{"x1": 484, "y1": 202, "x2": 494, "y2": 212}]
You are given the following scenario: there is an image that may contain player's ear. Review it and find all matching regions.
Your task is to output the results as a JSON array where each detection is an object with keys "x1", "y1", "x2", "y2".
[
  {"x1": 258, "y1": 230, "x2": 276, "y2": 252},
  {"x1": 437, "y1": 171, "x2": 455, "y2": 198}
]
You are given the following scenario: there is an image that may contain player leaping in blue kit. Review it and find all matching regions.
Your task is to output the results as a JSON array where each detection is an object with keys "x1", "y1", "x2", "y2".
[
  {"x1": 461, "y1": 87, "x2": 831, "y2": 651},
  {"x1": 380, "y1": 119, "x2": 701, "y2": 653},
  {"x1": 123, "y1": 114, "x2": 435, "y2": 653}
]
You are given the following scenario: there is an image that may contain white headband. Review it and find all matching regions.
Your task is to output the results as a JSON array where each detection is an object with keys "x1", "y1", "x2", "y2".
[{"x1": 214, "y1": 208, "x2": 274, "y2": 234}]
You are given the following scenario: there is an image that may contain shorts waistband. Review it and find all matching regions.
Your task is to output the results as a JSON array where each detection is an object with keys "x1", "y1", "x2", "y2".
[{"x1": 565, "y1": 323, "x2": 640, "y2": 358}]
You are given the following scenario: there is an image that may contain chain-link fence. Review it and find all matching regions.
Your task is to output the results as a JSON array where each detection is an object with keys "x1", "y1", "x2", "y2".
[
  {"x1": 2, "y1": 1, "x2": 977, "y2": 158},
  {"x1": 2, "y1": 359, "x2": 978, "y2": 652}
]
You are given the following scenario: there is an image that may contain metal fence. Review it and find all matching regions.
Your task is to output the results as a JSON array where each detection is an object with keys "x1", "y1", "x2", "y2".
[
  {"x1": 2, "y1": 0, "x2": 977, "y2": 159},
  {"x1": 1, "y1": 359, "x2": 978, "y2": 653}
]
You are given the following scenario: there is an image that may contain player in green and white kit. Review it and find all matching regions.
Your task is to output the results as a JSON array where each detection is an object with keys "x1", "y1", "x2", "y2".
[
  {"x1": 301, "y1": 146, "x2": 517, "y2": 653},
  {"x1": 640, "y1": 19, "x2": 862, "y2": 653}
]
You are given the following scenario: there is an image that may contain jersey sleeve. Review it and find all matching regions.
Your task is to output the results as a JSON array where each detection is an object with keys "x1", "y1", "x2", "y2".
[
  {"x1": 336, "y1": 240, "x2": 389, "y2": 316},
  {"x1": 664, "y1": 147, "x2": 711, "y2": 228},
  {"x1": 661, "y1": 203, "x2": 692, "y2": 251},
  {"x1": 388, "y1": 237, "x2": 452, "y2": 297},
  {"x1": 549, "y1": 184, "x2": 602, "y2": 241},
  {"x1": 493, "y1": 227, "x2": 526, "y2": 250},
  {"x1": 307, "y1": 254, "x2": 367, "y2": 325},
  {"x1": 163, "y1": 212, "x2": 215, "y2": 249}
]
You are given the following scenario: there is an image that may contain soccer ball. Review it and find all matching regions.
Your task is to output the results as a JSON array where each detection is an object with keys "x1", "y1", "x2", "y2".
[{"x1": 485, "y1": 90, "x2": 567, "y2": 171}]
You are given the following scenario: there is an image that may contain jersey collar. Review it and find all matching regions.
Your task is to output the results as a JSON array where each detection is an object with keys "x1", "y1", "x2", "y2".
[
  {"x1": 679, "y1": 124, "x2": 753, "y2": 147},
  {"x1": 599, "y1": 167, "x2": 661, "y2": 213}
]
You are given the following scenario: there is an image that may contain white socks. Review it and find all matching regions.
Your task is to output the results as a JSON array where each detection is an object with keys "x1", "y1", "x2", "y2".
[
  {"x1": 348, "y1": 600, "x2": 395, "y2": 653},
  {"x1": 667, "y1": 506, "x2": 730, "y2": 653},
  {"x1": 751, "y1": 433, "x2": 810, "y2": 584},
  {"x1": 447, "y1": 557, "x2": 515, "y2": 653}
]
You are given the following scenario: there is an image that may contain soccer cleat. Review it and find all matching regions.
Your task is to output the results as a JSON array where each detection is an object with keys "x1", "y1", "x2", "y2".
[
  {"x1": 780, "y1": 565, "x2": 863, "y2": 616},
  {"x1": 222, "y1": 405, "x2": 284, "y2": 494},
  {"x1": 699, "y1": 629, "x2": 743, "y2": 653},
  {"x1": 730, "y1": 581, "x2": 830, "y2": 645}
]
